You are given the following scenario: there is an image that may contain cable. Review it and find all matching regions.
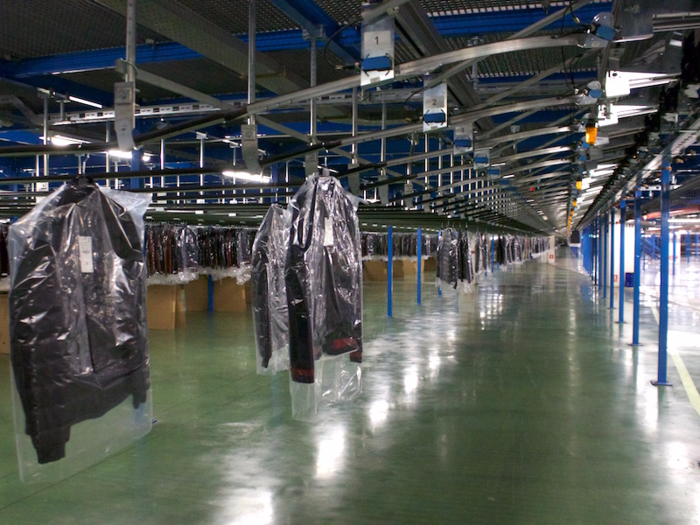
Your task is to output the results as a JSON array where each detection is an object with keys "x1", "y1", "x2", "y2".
[{"x1": 323, "y1": 20, "x2": 361, "y2": 68}]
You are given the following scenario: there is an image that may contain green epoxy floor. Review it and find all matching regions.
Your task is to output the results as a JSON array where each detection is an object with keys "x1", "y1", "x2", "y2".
[{"x1": 1, "y1": 249, "x2": 700, "y2": 524}]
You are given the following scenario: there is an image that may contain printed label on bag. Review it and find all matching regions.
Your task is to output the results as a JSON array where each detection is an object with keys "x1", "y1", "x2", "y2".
[
  {"x1": 323, "y1": 218, "x2": 334, "y2": 246},
  {"x1": 78, "y1": 236, "x2": 94, "y2": 273}
]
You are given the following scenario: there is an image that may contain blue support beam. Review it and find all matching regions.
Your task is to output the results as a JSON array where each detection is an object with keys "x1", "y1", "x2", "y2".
[
  {"x1": 653, "y1": 157, "x2": 672, "y2": 387},
  {"x1": 632, "y1": 190, "x2": 642, "y2": 346},
  {"x1": 609, "y1": 208, "x2": 615, "y2": 310},
  {"x1": 686, "y1": 232, "x2": 691, "y2": 264},
  {"x1": 598, "y1": 217, "x2": 603, "y2": 291},
  {"x1": 603, "y1": 214, "x2": 608, "y2": 299},
  {"x1": 388, "y1": 226, "x2": 393, "y2": 318},
  {"x1": 672, "y1": 230, "x2": 677, "y2": 276},
  {"x1": 417, "y1": 228, "x2": 422, "y2": 305},
  {"x1": 618, "y1": 200, "x2": 626, "y2": 324}
]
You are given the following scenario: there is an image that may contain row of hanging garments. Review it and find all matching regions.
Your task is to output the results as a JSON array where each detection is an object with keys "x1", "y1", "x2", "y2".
[
  {"x1": 438, "y1": 230, "x2": 547, "y2": 294},
  {"x1": 361, "y1": 231, "x2": 439, "y2": 260},
  {"x1": 144, "y1": 224, "x2": 257, "y2": 284}
]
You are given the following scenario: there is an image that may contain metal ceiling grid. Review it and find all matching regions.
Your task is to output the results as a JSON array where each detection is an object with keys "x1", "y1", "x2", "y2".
[
  {"x1": 264, "y1": 49, "x2": 351, "y2": 87},
  {"x1": 140, "y1": 59, "x2": 251, "y2": 100},
  {"x1": 0, "y1": 0, "x2": 166, "y2": 60},
  {"x1": 177, "y1": 0, "x2": 300, "y2": 34}
]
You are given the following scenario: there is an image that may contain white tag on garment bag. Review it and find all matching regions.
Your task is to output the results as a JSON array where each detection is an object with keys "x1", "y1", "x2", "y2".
[
  {"x1": 78, "y1": 236, "x2": 94, "y2": 273},
  {"x1": 323, "y1": 218, "x2": 334, "y2": 246}
]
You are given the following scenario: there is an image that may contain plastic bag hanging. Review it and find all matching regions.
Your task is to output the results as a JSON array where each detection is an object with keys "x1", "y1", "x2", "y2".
[
  {"x1": 252, "y1": 204, "x2": 291, "y2": 375},
  {"x1": 285, "y1": 173, "x2": 363, "y2": 419},
  {"x1": 8, "y1": 179, "x2": 152, "y2": 478}
]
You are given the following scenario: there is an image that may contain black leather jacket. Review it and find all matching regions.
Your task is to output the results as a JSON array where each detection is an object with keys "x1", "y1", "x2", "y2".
[
  {"x1": 9, "y1": 180, "x2": 150, "y2": 464},
  {"x1": 286, "y1": 174, "x2": 362, "y2": 384}
]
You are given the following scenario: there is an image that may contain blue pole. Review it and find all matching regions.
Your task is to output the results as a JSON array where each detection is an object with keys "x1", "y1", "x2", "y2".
[
  {"x1": 598, "y1": 217, "x2": 603, "y2": 290},
  {"x1": 652, "y1": 234, "x2": 656, "y2": 260},
  {"x1": 417, "y1": 228, "x2": 422, "y2": 305},
  {"x1": 387, "y1": 226, "x2": 393, "y2": 317},
  {"x1": 686, "y1": 233, "x2": 691, "y2": 264},
  {"x1": 609, "y1": 208, "x2": 615, "y2": 309},
  {"x1": 673, "y1": 230, "x2": 677, "y2": 276},
  {"x1": 603, "y1": 214, "x2": 608, "y2": 299},
  {"x1": 491, "y1": 236, "x2": 495, "y2": 273},
  {"x1": 696, "y1": 233, "x2": 699, "y2": 258},
  {"x1": 207, "y1": 275, "x2": 214, "y2": 313},
  {"x1": 632, "y1": 190, "x2": 642, "y2": 345},
  {"x1": 654, "y1": 157, "x2": 672, "y2": 386},
  {"x1": 618, "y1": 201, "x2": 626, "y2": 323}
]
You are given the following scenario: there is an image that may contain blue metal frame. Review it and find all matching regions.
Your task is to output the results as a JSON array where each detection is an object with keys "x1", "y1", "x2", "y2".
[
  {"x1": 672, "y1": 231, "x2": 677, "y2": 276},
  {"x1": 603, "y1": 214, "x2": 608, "y2": 299},
  {"x1": 686, "y1": 233, "x2": 691, "y2": 264},
  {"x1": 653, "y1": 157, "x2": 672, "y2": 386},
  {"x1": 387, "y1": 226, "x2": 393, "y2": 318},
  {"x1": 417, "y1": 228, "x2": 422, "y2": 305},
  {"x1": 609, "y1": 208, "x2": 615, "y2": 310},
  {"x1": 618, "y1": 200, "x2": 626, "y2": 323},
  {"x1": 632, "y1": 190, "x2": 642, "y2": 345},
  {"x1": 598, "y1": 217, "x2": 603, "y2": 291}
]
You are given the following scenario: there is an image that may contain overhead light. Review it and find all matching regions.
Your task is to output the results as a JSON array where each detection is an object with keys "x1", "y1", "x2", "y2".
[
  {"x1": 107, "y1": 149, "x2": 134, "y2": 159},
  {"x1": 50, "y1": 135, "x2": 89, "y2": 146},
  {"x1": 142, "y1": 153, "x2": 153, "y2": 162},
  {"x1": 68, "y1": 96, "x2": 103, "y2": 109},
  {"x1": 585, "y1": 123, "x2": 598, "y2": 145},
  {"x1": 222, "y1": 171, "x2": 271, "y2": 183},
  {"x1": 669, "y1": 218, "x2": 700, "y2": 224}
]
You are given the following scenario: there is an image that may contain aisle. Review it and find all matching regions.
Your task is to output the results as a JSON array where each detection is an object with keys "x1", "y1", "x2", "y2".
[{"x1": 0, "y1": 255, "x2": 699, "y2": 524}]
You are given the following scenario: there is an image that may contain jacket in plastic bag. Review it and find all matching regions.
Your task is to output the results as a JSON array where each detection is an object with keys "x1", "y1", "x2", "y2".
[
  {"x1": 252, "y1": 204, "x2": 290, "y2": 374},
  {"x1": 437, "y1": 228, "x2": 460, "y2": 290},
  {"x1": 285, "y1": 174, "x2": 363, "y2": 384},
  {"x1": 9, "y1": 179, "x2": 151, "y2": 464}
]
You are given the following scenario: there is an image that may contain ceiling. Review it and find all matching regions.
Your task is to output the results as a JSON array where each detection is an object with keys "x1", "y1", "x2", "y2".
[{"x1": 0, "y1": 0, "x2": 699, "y2": 234}]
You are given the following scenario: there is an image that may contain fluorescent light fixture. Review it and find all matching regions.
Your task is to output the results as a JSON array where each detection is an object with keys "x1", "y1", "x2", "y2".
[
  {"x1": 51, "y1": 135, "x2": 89, "y2": 146},
  {"x1": 502, "y1": 174, "x2": 515, "y2": 179},
  {"x1": 142, "y1": 153, "x2": 153, "y2": 162},
  {"x1": 108, "y1": 149, "x2": 134, "y2": 159},
  {"x1": 669, "y1": 218, "x2": 700, "y2": 224},
  {"x1": 68, "y1": 95, "x2": 103, "y2": 109},
  {"x1": 228, "y1": 213, "x2": 237, "y2": 217},
  {"x1": 222, "y1": 170, "x2": 271, "y2": 183}
]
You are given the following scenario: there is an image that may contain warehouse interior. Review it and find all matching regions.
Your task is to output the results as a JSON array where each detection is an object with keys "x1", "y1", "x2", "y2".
[{"x1": 1, "y1": 0, "x2": 700, "y2": 523}]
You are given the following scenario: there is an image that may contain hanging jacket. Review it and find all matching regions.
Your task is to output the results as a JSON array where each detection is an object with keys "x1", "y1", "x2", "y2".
[
  {"x1": 437, "y1": 228, "x2": 460, "y2": 288},
  {"x1": 252, "y1": 204, "x2": 290, "y2": 373},
  {"x1": 285, "y1": 174, "x2": 363, "y2": 384},
  {"x1": 9, "y1": 180, "x2": 150, "y2": 464}
]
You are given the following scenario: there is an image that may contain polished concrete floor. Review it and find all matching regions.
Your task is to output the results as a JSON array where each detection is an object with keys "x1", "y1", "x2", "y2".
[{"x1": 1, "y1": 249, "x2": 700, "y2": 524}]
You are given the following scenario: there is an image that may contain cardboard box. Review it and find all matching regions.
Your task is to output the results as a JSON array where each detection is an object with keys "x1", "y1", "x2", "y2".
[
  {"x1": 363, "y1": 260, "x2": 387, "y2": 281},
  {"x1": 213, "y1": 278, "x2": 247, "y2": 313},
  {"x1": 184, "y1": 276, "x2": 209, "y2": 312},
  {"x1": 244, "y1": 280, "x2": 253, "y2": 305},
  {"x1": 401, "y1": 259, "x2": 416, "y2": 276},
  {"x1": 423, "y1": 257, "x2": 437, "y2": 272},
  {"x1": 175, "y1": 286, "x2": 186, "y2": 328},
  {"x1": 392, "y1": 259, "x2": 405, "y2": 279},
  {"x1": 147, "y1": 285, "x2": 178, "y2": 330},
  {"x1": 0, "y1": 293, "x2": 9, "y2": 354}
]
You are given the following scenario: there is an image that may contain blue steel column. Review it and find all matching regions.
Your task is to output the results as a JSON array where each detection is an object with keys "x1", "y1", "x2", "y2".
[
  {"x1": 696, "y1": 233, "x2": 699, "y2": 258},
  {"x1": 417, "y1": 228, "x2": 422, "y2": 305},
  {"x1": 651, "y1": 234, "x2": 656, "y2": 260},
  {"x1": 491, "y1": 236, "x2": 495, "y2": 273},
  {"x1": 598, "y1": 217, "x2": 603, "y2": 290},
  {"x1": 603, "y1": 214, "x2": 608, "y2": 299},
  {"x1": 672, "y1": 231, "x2": 677, "y2": 276},
  {"x1": 653, "y1": 157, "x2": 672, "y2": 386},
  {"x1": 686, "y1": 233, "x2": 691, "y2": 264},
  {"x1": 387, "y1": 226, "x2": 393, "y2": 317},
  {"x1": 632, "y1": 190, "x2": 642, "y2": 345},
  {"x1": 618, "y1": 201, "x2": 626, "y2": 323},
  {"x1": 609, "y1": 208, "x2": 615, "y2": 309}
]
